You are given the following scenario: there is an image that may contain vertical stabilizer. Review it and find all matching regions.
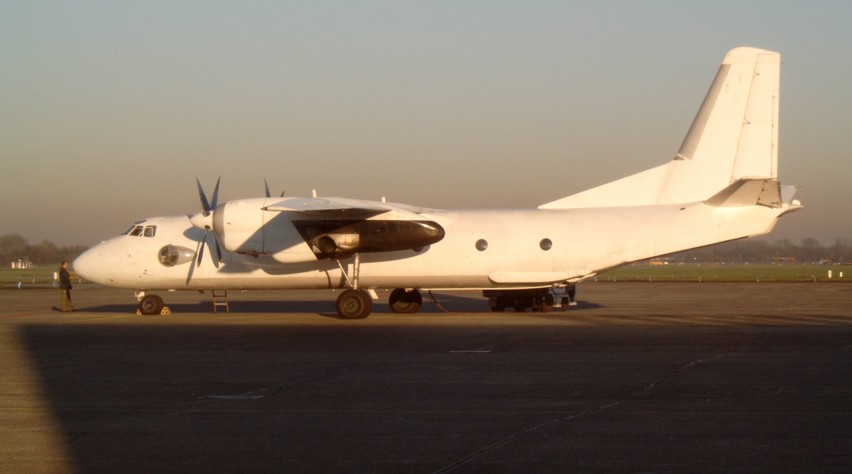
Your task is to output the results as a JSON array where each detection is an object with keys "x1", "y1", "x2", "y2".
[{"x1": 540, "y1": 47, "x2": 781, "y2": 209}]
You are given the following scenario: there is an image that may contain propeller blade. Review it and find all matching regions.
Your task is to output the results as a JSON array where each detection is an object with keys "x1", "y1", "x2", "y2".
[
  {"x1": 212, "y1": 232, "x2": 223, "y2": 266},
  {"x1": 264, "y1": 178, "x2": 271, "y2": 198},
  {"x1": 210, "y1": 177, "x2": 221, "y2": 210},
  {"x1": 205, "y1": 233, "x2": 221, "y2": 269},
  {"x1": 196, "y1": 178, "x2": 212, "y2": 216},
  {"x1": 196, "y1": 233, "x2": 205, "y2": 267},
  {"x1": 187, "y1": 238, "x2": 202, "y2": 285},
  {"x1": 193, "y1": 178, "x2": 222, "y2": 268}
]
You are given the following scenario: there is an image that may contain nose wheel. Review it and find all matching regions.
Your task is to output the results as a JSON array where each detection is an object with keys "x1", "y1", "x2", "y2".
[{"x1": 139, "y1": 294, "x2": 164, "y2": 315}]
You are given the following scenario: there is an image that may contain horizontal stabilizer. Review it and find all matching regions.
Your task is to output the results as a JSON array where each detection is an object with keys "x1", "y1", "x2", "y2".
[{"x1": 704, "y1": 179, "x2": 781, "y2": 208}]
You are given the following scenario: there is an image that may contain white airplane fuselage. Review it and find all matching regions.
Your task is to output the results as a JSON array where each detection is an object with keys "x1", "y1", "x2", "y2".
[{"x1": 74, "y1": 197, "x2": 794, "y2": 291}]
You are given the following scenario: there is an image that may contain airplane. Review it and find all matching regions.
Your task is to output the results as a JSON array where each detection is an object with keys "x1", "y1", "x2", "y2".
[{"x1": 73, "y1": 46, "x2": 802, "y2": 319}]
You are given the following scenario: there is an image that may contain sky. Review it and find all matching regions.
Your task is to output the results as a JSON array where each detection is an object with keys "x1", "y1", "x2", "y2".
[{"x1": 2, "y1": 1, "x2": 851, "y2": 247}]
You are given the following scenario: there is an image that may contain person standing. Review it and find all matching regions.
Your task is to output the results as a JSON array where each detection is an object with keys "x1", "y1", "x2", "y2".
[{"x1": 59, "y1": 260, "x2": 74, "y2": 312}]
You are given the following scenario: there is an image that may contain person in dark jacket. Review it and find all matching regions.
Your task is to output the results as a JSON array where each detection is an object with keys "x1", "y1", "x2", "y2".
[{"x1": 59, "y1": 260, "x2": 74, "y2": 312}]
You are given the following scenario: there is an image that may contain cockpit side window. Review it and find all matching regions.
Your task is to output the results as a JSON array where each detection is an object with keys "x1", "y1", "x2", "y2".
[
  {"x1": 143, "y1": 226, "x2": 157, "y2": 237},
  {"x1": 123, "y1": 220, "x2": 147, "y2": 236}
]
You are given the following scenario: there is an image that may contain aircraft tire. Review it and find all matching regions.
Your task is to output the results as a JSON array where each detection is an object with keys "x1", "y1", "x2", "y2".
[
  {"x1": 534, "y1": 294, "x2": 554, "y2": 313},
  {"x1": 139, "y1": 295, "x2": 164, "y2": 315},
  {"x1": 389, "y1": 288, "x2": 422, "y2": 314},
  {"x1": 336, "y1": 289, "x2": 372, "y2": 319}
]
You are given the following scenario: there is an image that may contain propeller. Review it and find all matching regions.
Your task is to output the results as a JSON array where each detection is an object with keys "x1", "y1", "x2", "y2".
[
  {"x1": 264, "y1": 177, "x2": 285, "y2": 198},
  {"x1": 189, "y1": 177, "x2": 223, "y2": 270}
]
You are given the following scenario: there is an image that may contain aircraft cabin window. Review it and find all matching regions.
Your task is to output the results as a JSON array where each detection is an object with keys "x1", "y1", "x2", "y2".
[
  {"x1": 144, "y1": 226, "x2": 157, "y2": 237},
  {"x1": 129, "y1": 226, "x2": 144, "y2": 237},
  {"x1": 475, "y1": 239, "x2": 488, "y2": 251}
]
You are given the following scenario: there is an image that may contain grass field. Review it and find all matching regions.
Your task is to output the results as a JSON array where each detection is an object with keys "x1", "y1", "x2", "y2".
[
  {"x1": 598, "y1": 263, "x2": 852, "y2": 282},
  {"x1": 2, "y1": 263, "x2": 850, "y2": 287},
  {"x1": 0, "y1": 267, "x2": 81, "y2": 287}
]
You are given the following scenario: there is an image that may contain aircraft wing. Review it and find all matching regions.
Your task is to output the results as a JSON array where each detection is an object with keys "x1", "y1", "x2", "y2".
[
  {"x1": 263, "y1": 197, "x2": 394, "y2": 218},
  {"x1": 263, "y1": 196, "x2": 434, "y2": 219}
]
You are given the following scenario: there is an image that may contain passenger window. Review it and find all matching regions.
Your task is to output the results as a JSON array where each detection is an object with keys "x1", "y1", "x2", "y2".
[
  {"x1": 129, "y1": 226, "x2": 144, "y2": 237},
  {"x1": 144, "y1": 226, "x2": 157, "y2": 237}
]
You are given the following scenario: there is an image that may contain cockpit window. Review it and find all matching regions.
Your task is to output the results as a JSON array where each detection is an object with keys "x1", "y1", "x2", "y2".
[
  {"x1": 124, "y1": 224, "x2": 156, "y2": 237},
  {"x1": 122, "y1": 220, "x2": 147, "y2": 236}
]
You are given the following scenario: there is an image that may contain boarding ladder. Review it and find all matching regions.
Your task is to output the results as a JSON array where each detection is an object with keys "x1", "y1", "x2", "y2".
[{"x1": 212, "y1": 289, "x2": 230, "y2": 314}]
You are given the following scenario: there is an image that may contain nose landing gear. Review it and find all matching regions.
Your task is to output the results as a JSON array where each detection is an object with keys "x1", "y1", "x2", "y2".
[{"x1": 135, "y1": 291, "x2": 165, "y2": 316}]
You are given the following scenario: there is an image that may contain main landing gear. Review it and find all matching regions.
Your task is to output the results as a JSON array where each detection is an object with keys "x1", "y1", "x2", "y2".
[
  {"x1": 333, "y1": 254, "x2": 424, "y2": 319},
  {"x1": 483, "y1": 285, "x2": 577, "y2": 313},
  {"x1": 388, "y1": 288, "x2": 422, "y2": 314},
  {"x1": 334, "y1": 253, "x2": 373, "y2": 319},
  {"x1": 336, "y1": 289, "x2": 373, "y2": 319}
]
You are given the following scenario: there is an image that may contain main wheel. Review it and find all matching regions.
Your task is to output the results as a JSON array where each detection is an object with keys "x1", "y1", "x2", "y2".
[
  {"x1": 139, "y1": 295, "x2": 164, "y2": 315},
  {"x1": 336, "y1": 289, "x2": 373, "y2": 319},
  {"x1": 389, "y1": 288, "x2": 422, "y2": 314},
  {"x1": 533, "y1": 294, "x2": 554, "y2": 313}
]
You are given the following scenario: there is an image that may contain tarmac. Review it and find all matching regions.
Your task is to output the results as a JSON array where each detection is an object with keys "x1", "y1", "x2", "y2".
[{"x1": 1, "y1": 282, "x2": 850, "y2": 473}]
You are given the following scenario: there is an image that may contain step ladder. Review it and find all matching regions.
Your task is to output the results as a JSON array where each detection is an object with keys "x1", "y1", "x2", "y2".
[{"x1": 212, "y1": 289, "x2": 230, "y2": 314}]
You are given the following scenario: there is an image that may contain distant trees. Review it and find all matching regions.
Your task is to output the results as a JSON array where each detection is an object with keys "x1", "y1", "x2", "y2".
[
  {"x1": 672, "y1": 238, "x2": 852, "y2": 264},
  {"x1": 1, "y1": 234, "x2": 88, "y2": 266}
]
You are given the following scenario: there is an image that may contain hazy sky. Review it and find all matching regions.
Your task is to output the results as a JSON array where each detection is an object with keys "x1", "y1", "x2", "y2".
[{"x1": 2, "y1": 1, "x2": 850, "y2": 246}]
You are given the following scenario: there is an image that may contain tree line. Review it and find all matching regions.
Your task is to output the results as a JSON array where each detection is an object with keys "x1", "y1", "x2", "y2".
[
  {"x1": 669, "y1": 238, "x2": 851, "y2": 264},
  {"x1": 1, "y1": 234, "x2": 89, "y2": 266},
  {"x1": 2, "y1": 233, "x2": 850, "y2": 268}
]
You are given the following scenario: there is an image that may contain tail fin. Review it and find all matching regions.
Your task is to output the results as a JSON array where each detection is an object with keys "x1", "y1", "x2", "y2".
[{"x1": 540, "y1": 47, "x2": 781, "y2": 209}]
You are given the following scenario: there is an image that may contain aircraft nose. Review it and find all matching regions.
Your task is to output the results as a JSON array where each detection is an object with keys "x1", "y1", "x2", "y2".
[{"x1": 73, "y1": 246, "x2": 101, "y2": 283}]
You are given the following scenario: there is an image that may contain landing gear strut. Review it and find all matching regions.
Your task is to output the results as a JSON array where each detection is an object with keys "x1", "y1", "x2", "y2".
[{"x1": 334, "y1": 253, "x2": 372, "y2": 319}]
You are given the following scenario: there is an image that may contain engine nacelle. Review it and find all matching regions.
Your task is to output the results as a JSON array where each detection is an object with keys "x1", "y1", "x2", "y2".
[{"x1": 293, "y1": 219, "x2": 445, "y2": 259}]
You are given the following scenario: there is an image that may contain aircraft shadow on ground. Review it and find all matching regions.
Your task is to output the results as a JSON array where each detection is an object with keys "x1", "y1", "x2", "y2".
[{"x1": 11, "y1": 312, "x2": 611, "y2": 473}]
